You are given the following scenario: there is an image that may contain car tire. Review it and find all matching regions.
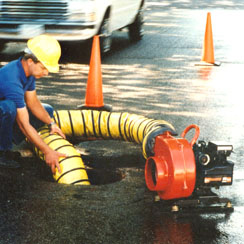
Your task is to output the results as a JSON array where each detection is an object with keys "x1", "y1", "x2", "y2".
[
  {"x1": 0, "y1": 41, "x2": 6, "y2": 52},
  {"x1": 99, "y1": 18, "x2": 112, "y2": 55},
  {"x1": 128, "y1": 6, "x2": 144, "y2": 42}
]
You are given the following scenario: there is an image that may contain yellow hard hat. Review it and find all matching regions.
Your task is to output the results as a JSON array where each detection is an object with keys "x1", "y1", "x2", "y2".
[{"x1": 27, "y1": 35, "x2": 61, "y2": 73}]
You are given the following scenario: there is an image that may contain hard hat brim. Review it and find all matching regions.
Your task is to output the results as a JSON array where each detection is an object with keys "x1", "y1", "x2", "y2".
[{"x1": 43, "y1": 63, "x2": 59, "y2": 73}]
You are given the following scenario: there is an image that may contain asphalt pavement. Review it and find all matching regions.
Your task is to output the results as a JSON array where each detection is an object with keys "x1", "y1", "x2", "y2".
[{"x1": 1, "y1": 0, "x2": 244, "y2": 243}]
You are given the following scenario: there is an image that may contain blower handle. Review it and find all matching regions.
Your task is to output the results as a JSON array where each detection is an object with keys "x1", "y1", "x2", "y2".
[{"x1": 181, "y1": 124, "x2": 200, "y2": 147}]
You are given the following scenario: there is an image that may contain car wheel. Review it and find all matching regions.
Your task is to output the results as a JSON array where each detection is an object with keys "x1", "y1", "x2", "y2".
[
  {"x1": 99, "y1": 18, "x2": 112, "y2": 55},
  {"x1": 128, "y1": 6, "x2": 144, "y2": 42}
]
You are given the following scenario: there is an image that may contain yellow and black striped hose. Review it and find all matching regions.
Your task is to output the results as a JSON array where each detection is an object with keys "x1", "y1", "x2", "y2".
[
  {"x1": 35, "y1": 126, "x2": 90, "y2": 185},
  {"x1": 33, "y1": 110, "x2": 177, "y2": 185},
  {"x1": 53, "y1": 110, "x2": 177, "y2": 159}
]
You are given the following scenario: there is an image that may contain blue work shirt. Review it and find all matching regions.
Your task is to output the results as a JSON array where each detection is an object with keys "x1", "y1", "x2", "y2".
[{"x1": 0, "y1": 58, "x2": 35, "y2": 108}]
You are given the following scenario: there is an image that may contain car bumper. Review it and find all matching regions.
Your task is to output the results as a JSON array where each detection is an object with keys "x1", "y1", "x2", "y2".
[{"x1": 0, "y1": 21, "x2": 99, "y2": 41}]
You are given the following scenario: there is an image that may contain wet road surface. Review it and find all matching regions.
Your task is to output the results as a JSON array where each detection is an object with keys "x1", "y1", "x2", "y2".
[{"x1": 1, "y1": 0, "x2": 244, "y2": 243}]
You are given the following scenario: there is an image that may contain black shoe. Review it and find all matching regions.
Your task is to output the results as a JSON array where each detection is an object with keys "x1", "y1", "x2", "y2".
[{"x1": 0, "y1": 151, "x2": 21, "y2": 169}]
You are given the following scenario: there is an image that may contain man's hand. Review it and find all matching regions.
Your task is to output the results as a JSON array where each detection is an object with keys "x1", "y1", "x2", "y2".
[
  {"x1": 45, "y1": 149, "x2": 67, "y2": 174},
  {"x1": 50, "y1": 123, "x2": 66, "y2": 139}
]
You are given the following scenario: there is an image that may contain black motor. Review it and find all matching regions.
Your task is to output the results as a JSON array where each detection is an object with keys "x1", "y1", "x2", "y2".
[{"x1": 193, "y1": 141, "x2": 234, "y2": 188}]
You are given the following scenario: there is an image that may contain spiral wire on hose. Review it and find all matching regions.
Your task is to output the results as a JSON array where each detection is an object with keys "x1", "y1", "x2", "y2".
[{"x1": 32, "y1": 109, "x2": 176, "y2": 185}]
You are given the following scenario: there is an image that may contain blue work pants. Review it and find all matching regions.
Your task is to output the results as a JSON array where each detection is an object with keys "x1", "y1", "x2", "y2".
[
  {"x1": 0, "y1": 100, "x2": 53, "y2": 150},
  {"x1": 0, "y1": 100, "x2": 17, "y2": 151}
]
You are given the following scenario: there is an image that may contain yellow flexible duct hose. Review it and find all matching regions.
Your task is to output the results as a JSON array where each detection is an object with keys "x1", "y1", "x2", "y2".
[
  {"x1": 32, "y1": 110, "x2": 176, "y2": 185},
  {"x1": 53, "y1": 110, "x2": 177, "y2": 159},
  {"x1": 35, "y1": 126, "x2": 90, "y2": 185}
]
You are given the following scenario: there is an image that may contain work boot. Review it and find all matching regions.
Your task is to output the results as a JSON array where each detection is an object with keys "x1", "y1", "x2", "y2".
[
  {"x1": 0, "y1": 151, "x2": 21, "y2": 169},
  {"x1": 4, "y1": 150, "x2": 21, "y2": 160}
]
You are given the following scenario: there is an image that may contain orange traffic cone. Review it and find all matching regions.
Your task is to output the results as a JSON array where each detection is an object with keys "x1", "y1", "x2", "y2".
[
  {"x1": 196, "y1": 12, "x2": 220, "y2": 66},
  {"x1": 78, "y1": 35, "x2": 112, "y2": 111}
]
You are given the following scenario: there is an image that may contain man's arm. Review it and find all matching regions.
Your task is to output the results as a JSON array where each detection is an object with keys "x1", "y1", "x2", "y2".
[
  {"x1": 25, "y1": 90, "x2": 65, "y2": 138},
  {"x1": 16, "y1": 107, "x2": 66, "y2": 174}
]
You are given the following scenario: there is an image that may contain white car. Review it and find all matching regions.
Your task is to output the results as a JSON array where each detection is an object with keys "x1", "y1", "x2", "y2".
[{"x1": 0, "y1": 0, "x2": 145, "y2": 54}]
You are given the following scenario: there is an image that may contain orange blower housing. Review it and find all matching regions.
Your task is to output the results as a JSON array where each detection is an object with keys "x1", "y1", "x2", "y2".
[
  {"x1": 145, "y1": 131, "x2": 196, "y2": 200},
  {"x1": 145, "y1": 125, "x2": 201, "y2": 200}
]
